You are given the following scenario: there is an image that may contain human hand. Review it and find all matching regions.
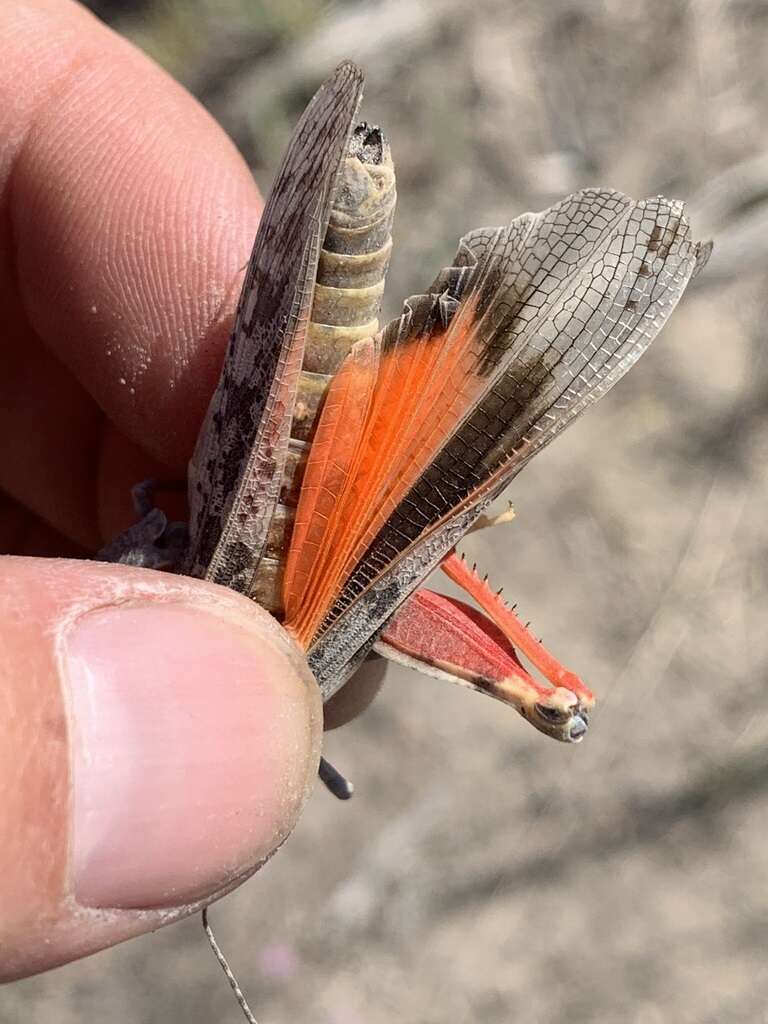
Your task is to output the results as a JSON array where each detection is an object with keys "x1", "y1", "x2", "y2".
[{"x1": 0, "y1": 0, "x2": 323, "y2": 980}]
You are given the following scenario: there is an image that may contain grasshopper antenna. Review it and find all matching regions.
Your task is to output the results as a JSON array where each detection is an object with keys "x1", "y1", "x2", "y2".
[
  {"x1": 318, "y1": 756, "x2": 354, "y2": 799},
  {"x1": 202, "y1": 761, "x2": 352, "y2": 1023},
  {"x1": 202, "y1": 908, "x2": 259, "y2": 1024}
]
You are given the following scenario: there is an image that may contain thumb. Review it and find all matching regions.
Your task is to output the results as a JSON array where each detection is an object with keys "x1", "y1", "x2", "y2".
[{"x1": 0, "y1": 556, "x2": 321, "y2": 981}]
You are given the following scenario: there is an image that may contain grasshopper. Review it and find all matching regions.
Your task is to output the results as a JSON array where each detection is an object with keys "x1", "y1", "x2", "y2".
[
  {"x1": 99, "y1": 59, "x2": 710, "y2": 1022},
  {"x1": 101, "y1": 60, "x2": 709, "y2": 775}
]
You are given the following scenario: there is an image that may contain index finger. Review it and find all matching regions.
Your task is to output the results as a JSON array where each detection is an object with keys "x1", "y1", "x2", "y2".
[{"x1": 1, "y1": 0, "x2": 262, "y2": 469}]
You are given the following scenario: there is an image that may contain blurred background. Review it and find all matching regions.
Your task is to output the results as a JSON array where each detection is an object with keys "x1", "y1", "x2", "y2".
[{"x1": 7, "y1": 0, "x2": 768, "y2": 1021}]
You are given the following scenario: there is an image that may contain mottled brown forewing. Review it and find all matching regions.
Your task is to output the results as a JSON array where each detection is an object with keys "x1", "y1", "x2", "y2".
[{"x1": 184, "y1": 61, "x2": 364, "y2": 592}]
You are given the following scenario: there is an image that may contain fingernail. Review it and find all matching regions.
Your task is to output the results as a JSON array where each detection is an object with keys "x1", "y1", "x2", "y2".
[{"x1": 65, "y1": 603, "x2": 319, "y2": 909}]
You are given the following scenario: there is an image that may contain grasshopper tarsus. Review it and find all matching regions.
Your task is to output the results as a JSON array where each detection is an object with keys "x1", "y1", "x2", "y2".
[
  {"x1": 318, "y1": 757, "x2": 354, "y2": 800},
  {"x1": 97, "y1": 478, "x2": 189, "y2": 570}
]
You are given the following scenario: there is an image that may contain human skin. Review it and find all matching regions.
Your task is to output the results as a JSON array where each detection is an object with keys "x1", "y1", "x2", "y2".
[{"x1": 0, "y1": 0, "x2": 379, "y2": 981}]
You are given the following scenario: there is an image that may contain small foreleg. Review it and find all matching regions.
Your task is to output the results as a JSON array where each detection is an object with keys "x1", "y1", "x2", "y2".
[{"x1": 96, "y1": 480, "x2": 188, "y2": 569}]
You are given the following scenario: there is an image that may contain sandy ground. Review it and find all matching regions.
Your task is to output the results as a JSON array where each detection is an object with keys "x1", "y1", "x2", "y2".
[{"x1": 6, "y1": 1, "x2": 768, "y2": 1022}]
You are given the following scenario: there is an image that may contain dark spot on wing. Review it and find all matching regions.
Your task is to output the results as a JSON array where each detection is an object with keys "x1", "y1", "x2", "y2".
[{"x1": 648, "y1": 224, "x2": 664, "y2": 250}]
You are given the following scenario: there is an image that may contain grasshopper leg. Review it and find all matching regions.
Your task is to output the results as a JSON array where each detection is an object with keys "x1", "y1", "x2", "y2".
[
  {"x1": 467, "y1": 503, "x2": 516, "y2": 534},
  {"x1": 318, "y1": 757, "x2": 354, "y2": 800},
  {"x1": 96, "y1": 479, "x2": 188, "y2": 569},
  {"x1": 440, "y1": 551, "x2": 594, "y2": 707}
]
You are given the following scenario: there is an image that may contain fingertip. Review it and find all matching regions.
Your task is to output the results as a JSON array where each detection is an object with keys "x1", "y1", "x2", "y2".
[
  {"x1": 68, "y1": 601, "x2": 319, "y2": 910},
  {"x1": 2, "y1": 0, "x2": 262, "y2": 466},
  {"x1": 0, "y1": 557, "x2": 320, "y2": 979}
]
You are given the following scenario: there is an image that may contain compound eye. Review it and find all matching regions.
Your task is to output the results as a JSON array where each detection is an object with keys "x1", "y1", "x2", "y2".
[{"x1": 533, "y1": 703, "x2": 571, "y2": 725}]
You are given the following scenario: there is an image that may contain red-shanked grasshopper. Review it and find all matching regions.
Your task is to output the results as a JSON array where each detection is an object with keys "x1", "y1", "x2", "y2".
[
  {"x1": 97, "y1": 58, "x2": 710, "y2": 1023},
  {"x1": 101, "y1": 60, "x2": 709, "y2": 785}
]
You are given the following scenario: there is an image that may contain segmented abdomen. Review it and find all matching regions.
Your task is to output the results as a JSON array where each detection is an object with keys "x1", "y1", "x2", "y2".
[{"x1": 254, "y1": 124, "x2": 397, "y2": 613}]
